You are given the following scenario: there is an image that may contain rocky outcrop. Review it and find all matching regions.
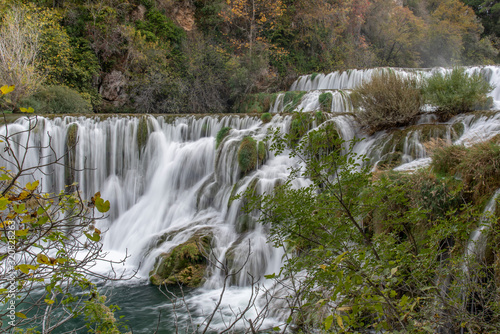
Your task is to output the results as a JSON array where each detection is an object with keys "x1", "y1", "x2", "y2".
[
  {"x1": 149, "y1": 229, "x2": 213, "y2": 287},
  {"x1": 99, "y1": 71, "x2": 128, "y2": 107}
]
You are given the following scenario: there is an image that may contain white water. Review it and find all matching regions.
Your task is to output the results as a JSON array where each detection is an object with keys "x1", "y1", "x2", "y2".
[
  {"x1": 3, "y1": 65, "x2": 500, "y2": 331},
  {"x1": 276, "y1": 65, "x2": 500, "y2": 114}
]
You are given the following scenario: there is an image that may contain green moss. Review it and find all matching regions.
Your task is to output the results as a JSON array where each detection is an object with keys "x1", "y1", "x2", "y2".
[
  {"x1": 149, "y1": 231, "x2": 212, "y2": 287},
  {"x1": 234, "y1": 93, "x2": 278, "y2": 113},
  {"x1": 318, "y1": 92, "x2": 332, "y2": 112},
  {"x1": 261, "y1": 112, "x2": 272, "y2": 123},
  {"x1": 311, "y1": 72, "x2": 320, "y2": 81},
  {"x1": 216, "y1": 127, "x2": 231, "y2": 149},
  {"x1": 65, "y1": 123, "x2": 79, "y2": 191},
  {"x1": 258, "y1": 141, "x2": 266, "y2": 162},
  {"x1": 238, "y1": 137, "x2": 258, "y2": 174},
  {"x1": 283, "y1": 91, "x2": 307, "y2": 113},
  {"x1": 137, "y1": 116, "x2": 149, "y2": 152}
]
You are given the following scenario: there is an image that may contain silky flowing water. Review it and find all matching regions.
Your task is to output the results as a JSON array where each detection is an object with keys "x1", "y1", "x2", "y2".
[{"x1": 4, "y1": 65, "x2": 500, "y2": 332}]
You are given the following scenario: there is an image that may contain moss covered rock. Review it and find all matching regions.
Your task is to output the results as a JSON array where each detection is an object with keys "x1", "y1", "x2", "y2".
[
  {"x1": 137, "y1": 116, "x2": 149, "y2": 153},
  {"x1": 149, "y1": 230, "x2": 213, "y2": 287},
  {"x1": 318, "y1": 92, "x2": 332, "y2": 113},
  {"x1": 238, "y1": 137, "x2": 258, "y2": 173},
  {"x1": 216, "y1": 127, "x2": 231, "y2": 149},
  {"x1": 65, "y1": 123, "x2": 79, "y2": 192},
  {"x1": 261, "y1": 112, "x2": 272, "y2": 123},
  {"x1": 258, "y1": 141, "x2": 266, "y2": 163}
]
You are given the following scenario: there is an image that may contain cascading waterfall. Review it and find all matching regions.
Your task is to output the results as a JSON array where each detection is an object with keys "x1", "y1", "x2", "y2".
[
  {"x1": 275, "y1": 66, "x2": 500, "y2": 114},
  {"x1": 3, "y1": 65, "x2": 500, "y2": 332}
]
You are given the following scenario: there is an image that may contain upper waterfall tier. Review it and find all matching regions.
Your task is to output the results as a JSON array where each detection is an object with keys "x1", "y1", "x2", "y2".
[{"x1": 288, "y1": 66, "x2": 500, "y2": 109}]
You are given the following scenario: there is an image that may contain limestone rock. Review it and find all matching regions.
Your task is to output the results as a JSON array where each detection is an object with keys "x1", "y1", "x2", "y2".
[{"x1": 99, "y1": 71, "x2": 128, "y2": 107}]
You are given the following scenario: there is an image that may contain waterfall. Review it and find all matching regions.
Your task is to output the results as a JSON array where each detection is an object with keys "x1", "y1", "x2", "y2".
[
  {"x1": 277, "y1": 66, "x2": 500, "y2": 115},
  {"x1": 465, "y1": 189, "x2": 500, "y2": 264},
  {"x1": 3, "y1": 66, "x2": 500, "y2": 332}
]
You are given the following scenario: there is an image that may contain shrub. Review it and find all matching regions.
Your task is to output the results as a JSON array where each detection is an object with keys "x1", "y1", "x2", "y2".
[
  {"x1": 22, "y1": 85, "x2": 92, "y2": 114},
  {"x1": 431, "y1": 144, "x2": 467, "y2": 176},
  {"x1": 289, "y1": 112, "x2": 312, "y2": 144},
  {"x1": 238, "y1": 136, "x2": 258, "y2": 173},
  {"x1": 351, "y1": 71, "x2": 423, "y2": 133},
  {"x1": 431, "y1": 139, "x2": 500, "y2": 201},
  {"x1": 261, "y1": 112, "x2": 272, "y2": 123},
  {"x1": 315, "y1": 111, "x2": 325, "y2": 124},
  {"x1": 423, "y1": 68, "x2": 493, "y2": 119},
  {"x1": 318, "y1": 92, "x2": 332, "y2": 112},
  {"x1": 216, "y1": 127, "x2": 231, "y2": 149}
]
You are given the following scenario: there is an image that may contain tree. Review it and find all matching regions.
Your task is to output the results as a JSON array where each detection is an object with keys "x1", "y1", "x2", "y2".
[
  {"x1": 242, "y1": 120, "x2": 500, "y2": 332},
  {"x1": 220, "y1": 0, "x2": 284, "y2": 59},
  {"x1": 0, "y1": 5, "x2": 45, "y2": 110},
  {"x1": 0, "y1": 86, "x2": 129, "y2": 332},
  {"x1": 364, "y1": 0, "x2": 426, "y2": 67}
]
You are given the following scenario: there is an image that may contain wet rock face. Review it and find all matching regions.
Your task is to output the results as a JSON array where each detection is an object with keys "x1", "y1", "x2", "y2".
[
  {"x1": 149, "y1": 230, "x2": 213, "y2": 287},
  {"x1": 99, "y1": 71, "x2": 128, "y2": 107}
]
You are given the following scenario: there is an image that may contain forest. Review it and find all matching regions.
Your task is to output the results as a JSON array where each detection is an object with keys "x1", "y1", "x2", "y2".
[{"x1": 1, "y1": 0, "x2": 499, "y2": 114}]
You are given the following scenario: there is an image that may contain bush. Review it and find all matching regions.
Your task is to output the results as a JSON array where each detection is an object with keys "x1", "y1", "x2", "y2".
[
  {"x1": 22, "y1": 85, "x2": 92, "y2": 114},
  {"x1": 351, "y1": 71, "x2": 423, "y2": 133},
  {"x1": 289, "y1": 112, "x2": 313, "y2": 144},
  {"x1": 423, "y1": 68, "x2": 494, "y2": 119},
  {"x1": 431, "y1": 139, "x2": 500, "y2": 201},
  {"x1": 261, "y1": 112, "x2": 272, "y2": 123},
  {"x1": 216, "y1": 127, "x2": 231, "y2": 149},
  {"x1": 238, "y1": 136, "x2": 257, "y2": 173}
]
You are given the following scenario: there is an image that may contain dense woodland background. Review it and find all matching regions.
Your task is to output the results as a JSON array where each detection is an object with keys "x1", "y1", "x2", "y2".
[{"x1": 1, "y1": 0, "x2": 500, "y2": 114}]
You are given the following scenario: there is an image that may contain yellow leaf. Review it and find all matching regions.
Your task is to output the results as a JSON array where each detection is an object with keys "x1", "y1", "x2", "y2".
[
  {"x1": 15, "y1": 229, "x2": 29, "y2": 237},
  {"x1": 335, "y1": 313, "x2": 344, "y2": 329},
  {"x1": 15, "y1": 312, "x2": 27, "y2": 319},
  {"x1": 319, "y1": 264, "x2": 327, "y2": 271},
  {"x1": 37, "y1": 253, "x2": 51, "y2": 265},
  {"x1": 0, "y1": 85, "x2": 14, "y2": 95},
  {"x1": 20, "y1": 107, "x2": 34, "y2": 114},
  {"x1": 44, "y1": 299, "x2": 55, "y2": 305},
  {"x1": 26, "y1": 180, "x2": 39, "y2": 191}
]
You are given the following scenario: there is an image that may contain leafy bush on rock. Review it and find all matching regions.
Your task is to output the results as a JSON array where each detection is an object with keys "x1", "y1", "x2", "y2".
[
  {"x1": 351, "y1": 71, "x2": 423, "y2": 133},
  {"x1": 423, "y1": 68, "x2": 493, "y2": 119}
]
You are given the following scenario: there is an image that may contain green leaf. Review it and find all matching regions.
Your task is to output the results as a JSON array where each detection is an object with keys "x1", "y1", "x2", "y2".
[
  {"x1": 325, "y1": 315, "x2": 333, "y2": 330},
  {"x1": 14, "y1": 203, "x2": 26, "y2": 214},
  {"x1": 0, "y1": 173, "x2": 11, "y2": 181},
  {"x1": 0, "y1": 197, "x2": 10, "y2": 210},
  {"x1": 85, "y1": 232, "x2": 101, "y2": 242},
  {"x1": 272, "y1": 326, "x2": 280, "y2": 331},
  {"x1": 93, "y1": 192, "x2": 110, "y2": 213},
  {"x1": 264, "y1": 273, "x2": 276, "y2": 279}
]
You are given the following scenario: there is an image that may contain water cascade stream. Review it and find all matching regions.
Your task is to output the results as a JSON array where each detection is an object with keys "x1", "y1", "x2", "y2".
[{"x1": 3, "y1": 66, "x2": 500, "y2": 332}]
